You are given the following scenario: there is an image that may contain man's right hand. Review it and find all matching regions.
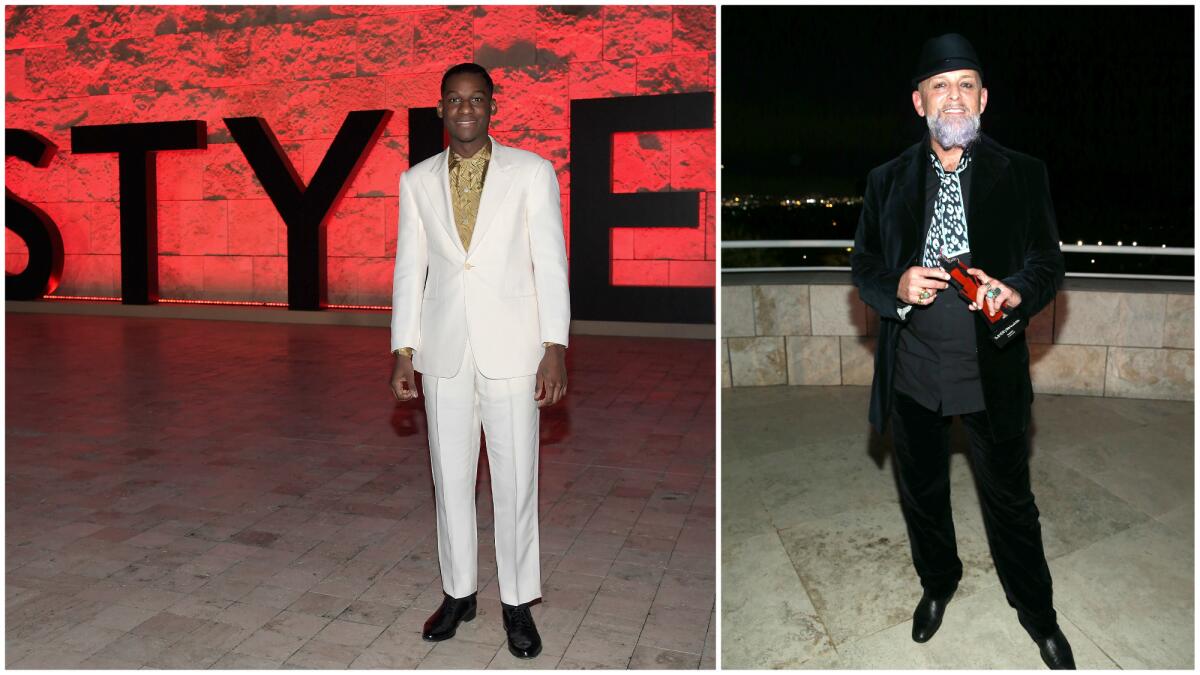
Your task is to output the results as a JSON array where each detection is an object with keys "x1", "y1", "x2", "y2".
[
  {"x1": 897, "y1": 266, "x2": 951, "y2": 305},
  {"x1": 390, "y1": 353, "x2": 419, "y2": 402}
]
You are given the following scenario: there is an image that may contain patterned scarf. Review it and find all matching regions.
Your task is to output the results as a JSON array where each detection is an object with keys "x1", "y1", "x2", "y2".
[{"x1": 921, "y1": 150, "x2": 972, "y2": 267}]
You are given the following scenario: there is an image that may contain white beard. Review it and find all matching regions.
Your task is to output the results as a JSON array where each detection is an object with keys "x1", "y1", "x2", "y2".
[{"x1": 927, "y1": 110, "x2": 981, "y2": 149}]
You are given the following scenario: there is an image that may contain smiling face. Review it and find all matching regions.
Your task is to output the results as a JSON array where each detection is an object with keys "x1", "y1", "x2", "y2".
[
  {"x1": 912, "y1": 69, "x2": 988, "y2": 151},
  {"x1": 437, "y1": 72, "x2": 496, "y2": 154}
]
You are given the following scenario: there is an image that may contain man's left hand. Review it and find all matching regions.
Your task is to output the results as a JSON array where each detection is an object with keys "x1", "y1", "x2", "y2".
[
  {"x1": 534, "y1": 344, "x2": 567, "y2": 407},
  {"x1": 966, "y1": 268, "x2": 1022, "y2": 316}
]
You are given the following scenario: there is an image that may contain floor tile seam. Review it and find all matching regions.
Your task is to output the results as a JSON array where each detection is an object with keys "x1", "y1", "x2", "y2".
[
  {"x1": 561, "y1": 582, "x2": 632, "y2": 668},
  {"x1": 578, "y1": 461, "x2": 678, "y2": 477},
  {"x1": 815, "y1": 578, "x2": 1008, "y2": 661},
  {"x1": 1149, "y1": 509, "x2": 1193, "y2": 538},
  {"x1": 773, "y1": 522, "x2": 840, "y2": 656},
  {"x1": 1057, "y1": 608, "x2": 1122, "y2": 669},
  {"x1": 30, "y1": 621, "x2": 127, "y2": 660},
  {"x1": 1032, "y1": 454, "x2": 1159, "y2": 558},
  {"x1": 125, "y1": 607, "x2": 215, "y2": 650},
  {"x1": 607, "y1": 475, "x2": 662, "y2": 565},
  {"x1": 229, "y1": 619, "x2": 317, "y2": 666},
  {"x1": 1069, "y1": 463, "x2": 1195, "y2": 524},
  {"x1": 1047, "y1": 513, "x2": 1178, "y2": 570},
  {"x1": 633, "y1": 642, "x2": 705, "y2": 658},
  {"x1": 625, "y1": 557, "x2": 673, "y2": 664},
  {"x1": 1032, "y1": 427, "x2": 1190, "y2": 492}
]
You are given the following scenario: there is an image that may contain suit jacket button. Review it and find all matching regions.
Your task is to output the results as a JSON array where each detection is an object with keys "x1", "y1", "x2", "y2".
[{"x1": 464, "y1": 262, "x2": 473, "y2": 270}]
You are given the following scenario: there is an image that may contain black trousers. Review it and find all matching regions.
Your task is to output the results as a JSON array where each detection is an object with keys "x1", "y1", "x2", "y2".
[{"x1": 890, "y1": 390, "x2": 1057, "y2": 639}]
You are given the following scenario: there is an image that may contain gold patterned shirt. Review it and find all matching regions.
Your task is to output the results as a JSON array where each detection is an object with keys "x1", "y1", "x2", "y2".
[{"x1": 448, "y1": 142, "x2": 491, "y2": 250}]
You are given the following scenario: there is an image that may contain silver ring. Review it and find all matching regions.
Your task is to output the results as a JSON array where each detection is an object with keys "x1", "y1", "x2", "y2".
[{"x1": 986, "y1": 286, "x2": 1002, "y2": 299}]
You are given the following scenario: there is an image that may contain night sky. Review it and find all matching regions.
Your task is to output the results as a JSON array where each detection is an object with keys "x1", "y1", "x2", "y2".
[{"x1": 722, "y1": 5, "x2": 1194, "y2": 244}]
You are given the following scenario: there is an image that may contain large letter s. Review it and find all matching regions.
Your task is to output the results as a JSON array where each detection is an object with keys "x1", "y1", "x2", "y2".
[{"x1": 5, "y1": 129, "x2": 64, "y2": 301}]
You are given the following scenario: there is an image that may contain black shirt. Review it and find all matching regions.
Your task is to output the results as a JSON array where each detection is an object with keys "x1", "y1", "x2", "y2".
[{"x1": 893, "y1": 149, "x2": 986, "y2": 415}]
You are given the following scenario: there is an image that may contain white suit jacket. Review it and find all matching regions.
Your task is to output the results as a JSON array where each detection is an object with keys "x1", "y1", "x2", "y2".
[{"x1": 390, "y1": 137, "x2": 571, "y2": 379}]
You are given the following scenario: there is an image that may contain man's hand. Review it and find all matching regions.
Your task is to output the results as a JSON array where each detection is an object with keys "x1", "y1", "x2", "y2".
[
  {"x1": 534, "y1": 344, "x2": 567, "y2": 408},
  {"x1": 390, "y1": 352, "x2": 419, "y2": 402},
  {"x1": 966, "y1": 268, "x2": 1022, "y2": 316},
  {"x1": 897, "y1": 266, "x2": 951, "y2": 305}
]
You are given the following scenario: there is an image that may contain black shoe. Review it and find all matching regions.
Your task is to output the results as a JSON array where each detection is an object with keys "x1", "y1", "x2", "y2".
[
  {"x1": 911, "y1": 587, "x2": 956, "y2": 643},
  {"x1": 422, "y1": 592, "x2": 477, "y2": 641},
  {"x1": 501, "y1": 601, "x2": 542, "y2": 659},
  {"x1": 1035, "y1": 628, "x2": 1076, "y2": 669}
]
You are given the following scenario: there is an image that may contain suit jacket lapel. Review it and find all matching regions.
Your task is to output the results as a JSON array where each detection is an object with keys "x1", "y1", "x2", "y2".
[
  {"x1": 966, "y1": 135, "x2": 1009, "y2": 254},
  {"x1": 467, "y1": 138, "x2": 516, "y2": 258},
  {"x1": 896, "y1": 140, "x2": 927, "y2": 265},
  {"x1": 417, "y1": 148, "x2": 466, "y2": 257}
]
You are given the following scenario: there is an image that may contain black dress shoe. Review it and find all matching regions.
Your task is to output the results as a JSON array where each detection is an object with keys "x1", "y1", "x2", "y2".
[
  {"x1": 1035, "y1": 628, "x2": 1076, "y2": 669},
  {"x1": 422, "y1": 592, "x2": 477, "y2": 641},
  {"x1": 501, "y1": 601, "x2": 542, "y2": 659},
  {"x1": 911, "y1": 587, "x2": 956, "y2": 643}
]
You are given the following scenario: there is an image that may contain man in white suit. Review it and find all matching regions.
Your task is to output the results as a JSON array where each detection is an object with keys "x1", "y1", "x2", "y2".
[{"x1": 388, "y1": 63, "x2": 569, "y2": 659}]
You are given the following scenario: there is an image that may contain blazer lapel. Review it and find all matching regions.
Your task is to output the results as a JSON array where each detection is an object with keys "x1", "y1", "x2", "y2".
[
  {"x1": 466, "y1": 137, "x2": 517, "y2": 258},
  {"x1": 966, "y1": 135, "x2": 1010, "y2": 255},
  {"x1": 895, "y1": 140, "x2": 927, "y2": 265},
  {"x1": 417, "y1": 148, "x2": 467, "y2": 257}
]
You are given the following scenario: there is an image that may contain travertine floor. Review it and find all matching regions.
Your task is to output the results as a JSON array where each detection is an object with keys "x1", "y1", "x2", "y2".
[
  {"x1": 6, "y1": 313, "x2": 715, "y2": 669},
  {"x1": 723, "y1": 385, "x2": 1193, "y2": 669}
]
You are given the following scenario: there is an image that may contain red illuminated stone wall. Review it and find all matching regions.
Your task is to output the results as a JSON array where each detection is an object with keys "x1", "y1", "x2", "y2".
[{"x1": 5, "y1": 5, "x2": 715, "y2": 306}]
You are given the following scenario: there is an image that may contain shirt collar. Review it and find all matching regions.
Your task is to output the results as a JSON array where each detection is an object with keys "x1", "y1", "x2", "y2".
[
  {"x1": 449, "y1": 140, "x2": 492, "y2": 169},
  {"x1": 927, "y1": 138, "x2": 974, "y2": 173}
]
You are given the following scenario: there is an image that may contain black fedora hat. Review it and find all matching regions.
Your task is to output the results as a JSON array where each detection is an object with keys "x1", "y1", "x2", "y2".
[{"x1": 912, "y1": 33, "x2": 983, "y2": 89}]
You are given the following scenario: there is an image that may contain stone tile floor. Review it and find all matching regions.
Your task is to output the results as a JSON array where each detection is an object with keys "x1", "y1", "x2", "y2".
[
  {"x1": 723, "y1": 385, "x2": 1193, "y2": 669},
  {"x1": 6, "y1": 313, "x2": 715, "y2": 669}
]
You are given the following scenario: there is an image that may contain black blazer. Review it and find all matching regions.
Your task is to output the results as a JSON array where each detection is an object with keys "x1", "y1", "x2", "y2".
[{"x1": 850, "y1": 134, "x2": 1065, "y2": 441}]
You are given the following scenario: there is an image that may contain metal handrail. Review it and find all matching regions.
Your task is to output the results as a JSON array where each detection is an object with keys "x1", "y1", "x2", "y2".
[
  {"x1": 721, "y1": 240, "x2": 1195, "y2": 280},
  {"x1": 721, "y1": 240, "x2": 1195, "y2": 256}
]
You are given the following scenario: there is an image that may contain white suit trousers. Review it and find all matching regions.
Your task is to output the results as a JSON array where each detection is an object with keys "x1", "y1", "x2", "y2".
[{"x1": 421, "y1": 339, "x2": 542, "y2": 606}]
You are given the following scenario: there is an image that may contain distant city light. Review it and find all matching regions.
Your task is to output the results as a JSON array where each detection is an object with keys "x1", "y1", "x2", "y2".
[{"x1": 720, "y1": 192, "x2": 1187, "y2": 278}]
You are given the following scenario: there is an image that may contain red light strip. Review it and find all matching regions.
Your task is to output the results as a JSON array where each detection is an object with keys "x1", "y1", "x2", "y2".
[
  {"x1": 42, "y1": 294, "x2": 122, "y2": 302},
  {"x1": 326, "y1": 303, "x2": 392, "y2": 311},
  {"x1": 40, "y1": 294, "x2": 391, "y2": 310}
]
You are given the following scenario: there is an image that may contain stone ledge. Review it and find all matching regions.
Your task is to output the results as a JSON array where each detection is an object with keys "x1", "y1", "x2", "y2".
[
  {"x1": 1106, "y1": 347, "x2": 1194, "y2": 401},
  {"x1": 721, "y1": 273, "x2": 1194, "y2": 401},
  {"x1": 724, "y1": 336, "x2": 1194, "y2": 402}
]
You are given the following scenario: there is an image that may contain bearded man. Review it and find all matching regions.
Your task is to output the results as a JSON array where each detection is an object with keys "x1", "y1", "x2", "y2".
[{"x1": 850, "y1": 34, "x2": 1073, "y2": 669}]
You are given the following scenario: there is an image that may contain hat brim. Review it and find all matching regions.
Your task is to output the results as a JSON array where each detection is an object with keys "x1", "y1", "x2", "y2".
[{"x1": 911, "y1": 59, "x2": 983, "y2": 89}]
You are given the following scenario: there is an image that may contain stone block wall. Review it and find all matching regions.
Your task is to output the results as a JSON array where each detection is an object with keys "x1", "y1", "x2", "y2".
[
  {"x1": 5, "y1": 5, "x2": 715, "y2": 305},
  {"x1": 722, "y1": 280, "x2": 1194, "y2": 401}
]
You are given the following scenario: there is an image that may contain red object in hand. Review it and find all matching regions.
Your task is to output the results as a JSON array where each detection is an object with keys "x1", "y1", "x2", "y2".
[{"x1": 939, "y1": 254, "x2": 1005, "y2": 324}]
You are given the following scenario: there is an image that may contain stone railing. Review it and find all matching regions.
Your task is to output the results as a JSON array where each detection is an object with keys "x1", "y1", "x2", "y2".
[{"x1": 722, "y1": 273, "x2": 1194, "y2": 401}]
